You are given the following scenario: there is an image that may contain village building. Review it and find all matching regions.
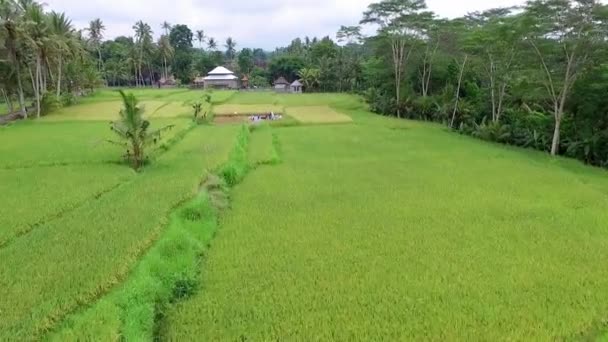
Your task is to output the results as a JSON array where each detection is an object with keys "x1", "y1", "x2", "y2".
[
  {"x1": 274, "y1": 76, "x2": 290, "y2": 92},
  {"x1": 202, "y1": 66, "x2": 239, "y2": 89},
  {"x1": 192, "y1": 76, "x2": 205, "y2": 88},
  {"x1": 241, "y1": 75, "x2": 249, "y2": 89},
  {"x1": 290, "y1": 80, "x2": 303, "y2": 93},
  {"x1": 159, "y1": 75, "x2": 176, "y2": 87}
]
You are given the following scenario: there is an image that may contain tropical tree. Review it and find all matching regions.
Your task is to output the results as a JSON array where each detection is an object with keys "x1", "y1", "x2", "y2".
[
  {"x1": 161, "y1": 21, "x2": 171, "y2": 35},
  {"x1": 133, "y1": 20, "x2": 153, "y2": 86},
  {"x1": 87, "y1": 18, "x2": 105, "y2": 74},
  {"x1": 523, "y1": 0, "x2": 605, "y2": 156},
  {"x1": 23, "y1": 2, "x2": 50, "y2": 117},
  {"x1": 224, "y1": 36, "x2": 236, "y2": 60},
  {"x1": 237, "y1": 48, "x2": 254, "y2": 74},
  {"x1": 207, "y1": 37, "x2": 217, "y2": 51},
  {"x1": 108, "y1": 90, "x2": 174, "y2": 170},
  {"x1": 49, "y1": 11, "x2": 73, "y2": 99},
  {"x1": 0, "y1": 0, "x2": 27, "y2": 116},
  {"x1": 298, "y1": 68, "x2": 320, "y2": 91},
  {"x1": 196, "y1": 29, "x2": 206, "y2": 50},
  {"x1": 158, "y1": 34, "x2": 173, "y2": 81},
  {"x1": 361, "y1": 0, "x2": 430, "y2": 118}
]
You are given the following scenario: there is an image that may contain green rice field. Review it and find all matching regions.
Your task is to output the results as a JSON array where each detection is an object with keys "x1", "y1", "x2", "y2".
[{"x1": 2, "y1": 89, "x2": 608, "y2": 340}]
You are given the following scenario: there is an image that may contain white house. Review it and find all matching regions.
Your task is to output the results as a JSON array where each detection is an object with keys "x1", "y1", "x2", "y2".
[
  {"x1": 203, "y1": 66, "x2": 239, "y2": 89},
  {"x1": 290, "y1": 80, "x2": 303, "y2": 93}
]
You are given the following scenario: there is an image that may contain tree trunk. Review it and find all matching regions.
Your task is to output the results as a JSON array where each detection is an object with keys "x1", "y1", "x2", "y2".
[
  {"x1": 1, "y1": 88, "x2": 10, "y2": 114},
  {"x1": 15, "y1": 61, "x2": 27, "y2": 118},
  {"x1": 551, "y1": 113, "x2": 561, "y2": 156},
  {"x1": 36, "y1": 56, "x2": 42, "y2": 118},
  {"x1": 451, "y1": 55, "x2": 468, "y2": 129},
  {"x1": 56, "y1": 56, "x2": 63, "y2": 100}
]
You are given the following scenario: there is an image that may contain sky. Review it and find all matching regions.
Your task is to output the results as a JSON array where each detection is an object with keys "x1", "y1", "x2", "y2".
[{"x1": 44, "y1": 0, "x2": 527, "y2": 50}]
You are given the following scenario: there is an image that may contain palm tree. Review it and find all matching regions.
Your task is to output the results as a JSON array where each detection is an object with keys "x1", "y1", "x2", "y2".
[
  {"x1": 109, "y1": 90, "x2": 174, "y2": 170},
  {"x1": 196, "y1": 29, "x2": 206, "y2": 50},
  {"x1": 158, "y1": 35, "x2": 173, "y2": 81},
  {"x1": 23, "y1": 2, "x2": 50, "y2": 117},
  {"x1": 49, "y1": 11, "x2": 73, "y2": 99},
  {"x1": 87, "y1": 18, "x2": 105, "y2": 73},
  {"x1": 224, "y1": 37, "x2": 236, "y2": 60},
  {"x1": 161, "y1": 21, "x2": 171, "y2": 36},
  {"x1": 0, "y1": 0, "x2": 27, "y2": 116},
  {"x1": 133, "y1": 20, "x2": 153, "y2": 86},
  {"x1": 298, "y1": 68, "x2": 321, "y2": 91},
  {"x1": 207, "y1": 37, "x2": 217, "y2": 51}
]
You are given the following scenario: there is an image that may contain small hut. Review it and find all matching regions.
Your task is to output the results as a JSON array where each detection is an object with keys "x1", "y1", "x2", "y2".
[
  {"x1": 290, "y1": 80, "x2": 303, "y2": 94},
  {"x1": 274, "y1": 77, "x2": 290, "y2": 92},
  {"x1": 193, "y1": 76, "x2": 205, "y2": 88},
  {"x1": 241, "y1": 75, "x2": 249, "y2": 89},
  {"x1": 159, "y1": 76, "x2": 176, "y2": 87}
]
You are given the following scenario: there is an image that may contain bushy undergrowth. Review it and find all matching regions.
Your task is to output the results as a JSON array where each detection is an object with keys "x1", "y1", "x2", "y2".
[{"x1": 220, "y1": 125, "x2": 250, "y2": 186}]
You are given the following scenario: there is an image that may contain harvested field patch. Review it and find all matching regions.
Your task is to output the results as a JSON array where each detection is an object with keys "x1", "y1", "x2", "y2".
[
  {"x1": 213, "y1": 104, "x2": 283, "y2": 115},
  {"x1": 286, "y1": 105, "x2": 352, "y2": 123}
]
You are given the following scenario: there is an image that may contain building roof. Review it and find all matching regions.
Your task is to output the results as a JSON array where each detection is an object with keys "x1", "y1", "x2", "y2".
[
  {"x1": 194, "y1": 76, "x2": 205, "y2": 83},
  {"x1": 274, "y1": 76, "x2": 289, "y2": 85},
  {"x1": 291, "y1": 80, "x2": 303, "y2": 87},
  {"x1": 208, "y1": 66, "x2": 235, "y2": 75},
  {"x1": 203, "y1": 74, "x2": 238, "y2": 81},
  {"x1": 242, "y1": 75, "x2": 249, "y2": 81}
]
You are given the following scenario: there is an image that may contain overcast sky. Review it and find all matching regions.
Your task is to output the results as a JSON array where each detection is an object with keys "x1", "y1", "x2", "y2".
[{"x1": 45, "y1": 0, "x2": 527, "y2": 50}]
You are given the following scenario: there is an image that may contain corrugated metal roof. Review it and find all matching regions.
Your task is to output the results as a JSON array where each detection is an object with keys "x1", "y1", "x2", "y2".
[
  {"x1": 291, "y1": 80, "x2": 303, "y2": 87},
  {"x1": 208, "y1": 66, "x2": 235, "y2": 75},
  {"x1": 203, "y1": 75, "x2": 238, "y2": 81}
]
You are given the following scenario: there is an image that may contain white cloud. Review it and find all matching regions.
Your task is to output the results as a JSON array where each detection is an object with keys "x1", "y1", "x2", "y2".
[{"x1": 45, "y1": 0, "x2": 527, "y2": 50}]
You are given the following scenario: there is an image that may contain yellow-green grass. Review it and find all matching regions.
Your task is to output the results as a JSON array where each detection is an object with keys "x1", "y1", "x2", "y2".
[
  {"x1": 163, "y1": 123, "x2": 608, "y2": 340},
  {"x1": 0, "y1": 118, "x2": 192, "y2": 169},
  {"x1": 0, "y1": 165, "x2": 134, "y2": 247},
  {"x1": 286, "y1": 105, "x2": 352, "y2": 123},
  {"x1": 248, "y1": 124, "x2": 279, "y2": 166},
  {"x1": 85, "y1": 89, "x2": 235, "y2": 104},
  {"x1": 213, "y1": 104, "x2": 284, "y2": 116},
  {"x1": 224, "y1": 91, "x2": 279, "y2": 104},
  {"x1": 49, "y1": 126, "x2": 250, "y2": 341},
  {"x1": 0, "y1": 124, "x2": 240, "y2": 340},
  {"x1": 42, "y1": 101, "x2": 186, "y2": 121}
]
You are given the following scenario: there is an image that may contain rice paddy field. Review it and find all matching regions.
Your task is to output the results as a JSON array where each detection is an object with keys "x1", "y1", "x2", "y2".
[{"x1": 2, "y1": 89, "x2": 608, "y2": 340}]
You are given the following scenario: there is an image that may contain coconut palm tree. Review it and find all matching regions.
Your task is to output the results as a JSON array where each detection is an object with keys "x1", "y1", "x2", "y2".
[
  {"x1": 224, "y1": 37, "x2": 236, "y2": 60},
  {"x1": 298, "y1": 68, "x2": 321, "y2": 91},
  {"x1": 108, "y1": 90, "x2": 174, "y2": 170},
  {"x1": 158, "y1": 34, "x2": 173, "y2": 81},
  {"x1": 87, "y1": 18, "x2": 104, "y2": 73},
  {"x1": 23, "y1": 2, "x2": 50, "y2": 117},
  {"x1": 196, "y1": 29, "x2": 206, "y2": 50},
  {"x1": 161, "y1": 21, "x2": 171, "y2": 36},
  {"x1": 0, "y1": 0, "x2": 27, "y2": 116},
  {"x1": 133, "y1": 20, "x2": 153, "y2": 86},
  {"x1": 207, "y1": 37, "x2": 217, "y2": 51},
  {"x1": 49, "y1": 11, "x2": 73, "y2": 99}
]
